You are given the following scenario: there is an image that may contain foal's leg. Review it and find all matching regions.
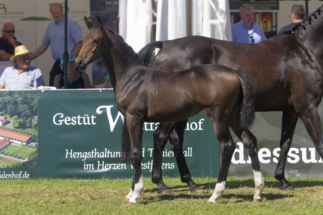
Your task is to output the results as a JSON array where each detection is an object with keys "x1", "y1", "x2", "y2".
[
  {"x1": 125, "y1": 116, "x2": 144, "y2": 204},
  {"x1": 274, "y1": 111, "x2": 298, "y2": 190},
  {"x1": 207, "y1": 117, "x2": 236, "y2": 204},
  {"x1": 152, "y1": 122, "x2": 177, "y2": 194},
  {"x1": 229, "y1": 117, "x2": 264, "y2": 202},
  {"x1": 152, "y1": 120, "x2": 199, "y2": 194},
  {"x1": 169, "y1": 120, "x2": 200, "y2": 191}
]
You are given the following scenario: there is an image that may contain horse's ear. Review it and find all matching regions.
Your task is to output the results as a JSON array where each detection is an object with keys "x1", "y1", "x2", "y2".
[
  {"x1": 97, "y1": 16, "x2": 104, "y2": 29},
  {"x1": 84, "y1": 16, "x2": 93, "y2": 30}
]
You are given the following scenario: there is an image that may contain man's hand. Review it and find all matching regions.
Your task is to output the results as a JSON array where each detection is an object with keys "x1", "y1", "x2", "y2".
[{"x1": 7, "y1": 37, "x2": 17, "y2": 48}]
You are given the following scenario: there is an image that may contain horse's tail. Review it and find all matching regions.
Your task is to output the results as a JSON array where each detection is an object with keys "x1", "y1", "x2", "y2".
[
  {"x1": 138, "y1": 41, "x2": 165, "y2": 66},
  {"x1": 121, "y1": 118, "x2": 132, "y2": 164},
  {"x1": 233, "y1": 70, "x2": 255, "y2": 129}
]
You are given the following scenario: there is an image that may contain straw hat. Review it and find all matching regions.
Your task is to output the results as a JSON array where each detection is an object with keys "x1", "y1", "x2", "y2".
[{"x1": 10, "y1": 45, "x2": 34, "y2": 61}]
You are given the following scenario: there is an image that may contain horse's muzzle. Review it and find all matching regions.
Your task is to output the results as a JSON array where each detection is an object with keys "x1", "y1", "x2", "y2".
[{"x1": 76, "y1": 59, "x2": 87, "y2": 70}]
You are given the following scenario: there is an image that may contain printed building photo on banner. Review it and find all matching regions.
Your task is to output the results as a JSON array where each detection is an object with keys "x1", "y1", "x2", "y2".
[
  {"x1": 0, "y1": 91, "x2": 38, "y2": 168},
  {"x1": 230, "y1": 11, "x2": 278, "y2": 38},
  {"x1": 90, "y1": 0, "x2": 119, "y2": 86}
]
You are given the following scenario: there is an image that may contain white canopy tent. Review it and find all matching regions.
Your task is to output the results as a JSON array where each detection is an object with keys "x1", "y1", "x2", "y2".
[{"x1": 119, "y1": 0, "x2": 232, "y2": 53}]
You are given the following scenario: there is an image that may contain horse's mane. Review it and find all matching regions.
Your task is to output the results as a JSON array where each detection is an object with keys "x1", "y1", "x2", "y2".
[
  {"x1": 94, "y1": 24, "x2": 146, "y2": 66},
  {"x1": 283, "y1": 5, "x2": 323, "y2": 35}
]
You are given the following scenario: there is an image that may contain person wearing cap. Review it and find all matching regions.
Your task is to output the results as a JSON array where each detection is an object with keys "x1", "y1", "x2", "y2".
[
  {"x1": 53, "y1": 53, "x2": 91, "y2": 89},
  {"x1": 0, "y1": 22, "x2": 23, "y2": 61},
  {"x1": 0, "y1": 45, "x2": 44, "y2": 89}
]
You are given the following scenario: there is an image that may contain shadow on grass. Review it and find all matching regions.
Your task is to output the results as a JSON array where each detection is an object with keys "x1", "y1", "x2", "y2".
[
  {"x1": 144, "y1": 178, "x2": 323, "y2": 195},
  {"x1": 197, "y1": 178, "x2": 323, "y2": 190},
  {"x1": 140, "y1": 192, "x2": 292, "y2": 205},
  {"x1": 219, "y1": 193, "x2": 291, "y2": 201},
  {"x1": 144, "y1": 184, "x2": 195, "y2": 193}
]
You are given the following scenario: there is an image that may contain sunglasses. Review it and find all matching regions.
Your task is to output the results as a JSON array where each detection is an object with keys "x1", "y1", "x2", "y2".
[
  {"x1": 17, "y1": 55, "x2": 30, "y2": 61},
  {"x1": 249, "y1": 34, "x2": 255, "y2": 44},
  {"x1": 4, "y1": 30, "x2": 15, "y2": 33}
]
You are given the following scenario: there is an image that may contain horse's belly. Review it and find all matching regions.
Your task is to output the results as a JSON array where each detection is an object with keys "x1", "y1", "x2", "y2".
[
  {"x1": 254, "y1": 92, "x2": 294, "y2": 112},
  {"x1": 145, "y1": 105, "x2": 202, "y2": 122}
]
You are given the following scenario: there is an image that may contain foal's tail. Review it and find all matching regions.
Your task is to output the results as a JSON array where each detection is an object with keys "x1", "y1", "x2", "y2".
[
  {"x1": 121, "y1": 118, "x2": 133, "y2": 164},
  {"x1": 138, "y1": 41, "x2": 164, "y2": 66},
  {"x1": 233, "y1": 70, "x2": 255, "y2": 129}
]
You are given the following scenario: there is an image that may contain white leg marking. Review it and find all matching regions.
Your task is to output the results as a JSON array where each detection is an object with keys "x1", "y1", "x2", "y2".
[
  {"x1": 129, "y1": 175, "x2": 144, "y2": 203},
  {"x1": 126, "y1": 189, "x2": 134, "y2": 199},
  {"x1": 253, "y1": 170, "x2": 264, "y2": 200},
  {"x1": 208, "y1": 182, "x2": 226, "y2": 204}
]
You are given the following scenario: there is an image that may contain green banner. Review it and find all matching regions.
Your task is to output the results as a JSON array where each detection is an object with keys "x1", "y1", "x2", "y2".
[
  {"x1": 0, "y1": 90, "x2": 219, "y2": 179},
  {"x1": 1, "y1": 89, "x2": 321, "y2": 180}
]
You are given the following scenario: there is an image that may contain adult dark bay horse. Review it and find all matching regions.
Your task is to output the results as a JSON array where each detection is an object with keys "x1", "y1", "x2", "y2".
[
  {"x1": 76, "y1": 17, "x2": 261, "y2": 204},
  {"x1": 138, "y1": 6, "x2": 323, "y2": 192}
]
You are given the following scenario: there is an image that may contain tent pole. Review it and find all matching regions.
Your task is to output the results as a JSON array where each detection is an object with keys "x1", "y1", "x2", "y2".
[{"x1": 63, "y1": 0, "x2": 69, "y2": 89}]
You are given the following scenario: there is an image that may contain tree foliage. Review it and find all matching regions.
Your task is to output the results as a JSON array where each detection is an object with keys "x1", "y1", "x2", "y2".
[
  {"x1": 7, "y1": 104, "x2": 16, "y2": 117},
  {"x1": 32, "y1": 116, "x2": 38, "y2": 129},
  {"x1": 0, "y1": 91, "x2": 39, "y2": 129},
  {"x1": 26, "y1": 118, "x2": 32, "y2": 128},
  {"x1": 11, "y1": 116, "x2": 20, "y2": 128}
]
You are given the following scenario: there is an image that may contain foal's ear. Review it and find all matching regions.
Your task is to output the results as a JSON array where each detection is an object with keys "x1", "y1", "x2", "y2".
[
  {"x1": 96, "y1": 16, "x2": 104, "y2": 29},
  {"x1": 84, "y1": 16, "x2": 93, "y2": 29}
]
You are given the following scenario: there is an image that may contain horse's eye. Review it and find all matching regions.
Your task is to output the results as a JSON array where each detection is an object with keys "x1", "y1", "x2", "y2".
[{"x1": 93, "y1": 39, "x2": 98, "y2": 44}]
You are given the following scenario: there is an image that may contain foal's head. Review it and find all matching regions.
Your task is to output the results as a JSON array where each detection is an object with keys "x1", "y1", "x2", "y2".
[{"x1": 76, "y1": 16, "x2": 111, "y2": 70}]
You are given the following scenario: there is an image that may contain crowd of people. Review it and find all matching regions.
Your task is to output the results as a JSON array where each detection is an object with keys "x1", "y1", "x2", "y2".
[
  {"x1": 0, "y1": 3, "x2": 305, "y2": 90},
  {"x1": 0, "y1": 3, "x2": 92, "y2": 90}
]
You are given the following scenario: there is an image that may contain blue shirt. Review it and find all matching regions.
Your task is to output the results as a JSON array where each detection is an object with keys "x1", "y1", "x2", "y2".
[
  {"x1": 42, "y1": 17, "x2": 83, "y2": 60},
  {"x1": 0, "y1": 66, "x2": 45, "y2": 89},
  {"x1": 232, "y1": 20, "x2": 267, "y2": 44}
]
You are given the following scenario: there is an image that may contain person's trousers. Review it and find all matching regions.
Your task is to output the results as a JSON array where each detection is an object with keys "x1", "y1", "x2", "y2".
[{"x1": 49, "y1": 60, "x2": 63, "y2": 86}]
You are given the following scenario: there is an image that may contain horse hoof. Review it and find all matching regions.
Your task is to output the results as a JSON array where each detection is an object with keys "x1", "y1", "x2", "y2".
[
  {"x1": 190, "y1": 186, "x2": 203, "y2": 192},
  {"x1": 281, "y1": 186, "x2": 294, "y2": 191},
  {"x1": 128, "y1": 201, "x2": 135, "y2": 205},
  {"x1": 207, "y1": 200, "x2": 216, "y2": 205},
  {"x1": 160, "y1": 189, "x2": 173, "y2": 195},
  {"x1": 253, "y1": 198, "x2": 262, "y2": 202}
]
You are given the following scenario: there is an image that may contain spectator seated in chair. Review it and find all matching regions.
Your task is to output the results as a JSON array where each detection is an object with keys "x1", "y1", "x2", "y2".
[
  {"x1": 0, "y1": 45, "x2": 44, "y2": 89},
  {"x1": 54, "y1": 53, "x2": 92, "y2": 89}
]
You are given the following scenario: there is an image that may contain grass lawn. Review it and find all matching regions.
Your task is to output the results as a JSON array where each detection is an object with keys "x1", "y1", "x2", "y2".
[
  {"x1": 0, "y1": 156, "x2": 19, "y2": 167},
  {"x1": 0, "y1": 176, "x2": 322, "y2": 214},
  {"x1": 2, "y1": 145, "x2": 36, "y2": 159}
]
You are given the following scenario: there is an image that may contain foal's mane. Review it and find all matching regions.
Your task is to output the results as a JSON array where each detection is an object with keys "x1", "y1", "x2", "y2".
[
  {"x1": 283, "y1": 5, "x2": 323, "y2": 35},
  {"x1": 92, "y1": 23, "x2": 145, "y2": 66}
]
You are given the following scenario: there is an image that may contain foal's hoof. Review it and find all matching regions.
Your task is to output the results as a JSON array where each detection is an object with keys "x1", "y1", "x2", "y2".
[
  {"x1": 159, "y1": 189, "x2": 173, "y2": 195},
  {"x1": 281, "y1": 185, "x2": 294, "y2": 191},
  {"x1": 207, "y1": 200, "x2": 216, "y2": 205},
  {"x1": 128, "y1": 201, "x2": 135, "y2": 205},
  {"x1": 253, "y1": 198, "x2": 262, "y2": 202}
]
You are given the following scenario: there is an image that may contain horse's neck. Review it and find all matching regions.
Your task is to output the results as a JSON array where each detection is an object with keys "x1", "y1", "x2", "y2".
[
  {"x1": 103, "y1": 35, "x2": 142, "y2": 89},
  {"x1": 296, "y1": 9, "x2": 323, "y2": 63},
  {"x1": 102, "y1": 51, "x2": 117, "y2": 89}
]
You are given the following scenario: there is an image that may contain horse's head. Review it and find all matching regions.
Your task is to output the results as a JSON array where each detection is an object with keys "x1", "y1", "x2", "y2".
[{"x1": 76, "y1": 16, "x2": 110, "y2": 70}]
